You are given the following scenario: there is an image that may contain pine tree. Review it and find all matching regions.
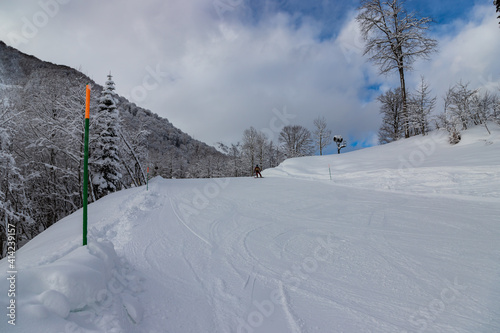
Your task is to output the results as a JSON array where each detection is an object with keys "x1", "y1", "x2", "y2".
[{"x1": 91, "y1": 74, "x2": 122, "y2": 199}]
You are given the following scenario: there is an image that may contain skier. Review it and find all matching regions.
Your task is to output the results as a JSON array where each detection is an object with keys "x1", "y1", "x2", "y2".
[{"x1": 254, "y1": 164, "x2": 263, "y2": 178}]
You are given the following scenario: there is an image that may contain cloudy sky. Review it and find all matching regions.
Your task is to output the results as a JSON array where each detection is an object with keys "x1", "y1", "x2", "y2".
[{"x1": 0, "y1": 0, "x2": 499, "y2": 153}]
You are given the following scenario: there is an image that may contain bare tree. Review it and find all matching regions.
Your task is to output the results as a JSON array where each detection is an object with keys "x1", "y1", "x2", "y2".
[
  {"x1": 266, "y1": 140, "x2": 284, "y2": 169},
  {"x1": 242, "y1": 127, "x2": 258, "y2": 173},
  {"x1": 357, "y1": 0, "x2": 437, "y2": 138},
  {"x1": 18, "y1": 69, "x2": 87, "y2": 227},
  {"x1": 378, "y1": 88, "x2": 404, "y2": 144},
  {"x1": 440, "y1": 80, "x2": 498, "y2": 143},
  {"x1": 472, "y1": 90, "x2": 496, "y2": 135},
  {"x1": 492, "y1": 91, "x2": 500, "y2": 125},
  {"x1": 255, "y1": 131, "x2": 268, "y2": 168},
  {"x1": 408, "y1": 76, "x2": 436, "y2": 136},
  {"x1": 0, "y1": 101, "x2": 32, "y2": 258},
  {"x1": 119, "y1": 127, "x2": 149, "y2": 187},
  {"x1": 445, "y1": 81, "x2": 478, "y2": 131},
  {"x1": 313, "y1": 116, "x2": 332, "y2": 155},
  {"x1": 242, "y1": 127, "x2": 268, "y2": 176},
  {"x1": 279, "y1": 125, "x2": 314, "y2": 158}
]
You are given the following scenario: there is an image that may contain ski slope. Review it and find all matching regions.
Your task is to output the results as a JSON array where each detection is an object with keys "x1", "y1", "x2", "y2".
[{"x1": 1, "y1": 125, "x2": 500, "y2": 333}]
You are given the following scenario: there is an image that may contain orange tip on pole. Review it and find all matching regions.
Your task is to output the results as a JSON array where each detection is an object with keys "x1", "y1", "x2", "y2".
[{"x1": 85, "y1": 85, "x2": 91, "y2": 119}]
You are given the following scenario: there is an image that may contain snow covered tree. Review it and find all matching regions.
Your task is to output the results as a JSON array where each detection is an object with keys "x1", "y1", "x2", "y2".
[
  {"x1": 313, "y1": 116, "x2": 332, "y2": 155},
  {"x1": 357, "y1": 0, "x2": 437, "y2": 138},
  {"x1": 0, "y1": 103, "x2": 33, "y2": 258},
  {"x1": 408, "y1": 76, "x2": 436, "y2": 136},
  {"x1": 217, "y1": 142, "x2": 244, "y2": 177},
  {"x1": 242, "y1": 127, "x2": 268, "y2": 176},
  {"x1": 445, "y1": 81, "x2": 478, "y2": 131},
  {"x1": 18, "y1": 69, "x2": 87, "y2": 228},
  {"x1": 472, "y1": 90, "x2": 497, "y2": 135},
  {"x1": 185, "y1": 142, "x2": 226, "y2": 178},
  {"x1": 91, "y1": 74, "x2": 123, "y2": 199},
  {"x1": 279, "y1": 125, "x2": 314, "y2": 158},
  {"x1": 439, "y1": 81, "x2": 498, "y2": 143},
  {"x1": 0, "y1": 125, "x2": 18, "y2": 256},
  {"x1": 266, "y1": 140, "x2": 285, "y2": 169},
  {"x1": 119, "y1": 126, "x2": 149, "y2": 187},
  {"x1": 378, "y1": 88, "x2": 404, "y2": 144},
  {"x1": 492, "y1": 92, "x2": 500, "y2": 125},
  {"x1": 255, "y1": 131, "x2": 268, "y2": 168},
  {"x1": 242, "y1": 127, "x2": 258, "y2": 176}
]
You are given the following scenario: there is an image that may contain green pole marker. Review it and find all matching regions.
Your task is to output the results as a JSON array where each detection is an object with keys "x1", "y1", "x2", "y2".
[
  {"x1": 147, "y1": 166, "x2": 149, "y2": 191},
  {"x1": 83, "y1": 85, "x2": 91, "y2": 246}
]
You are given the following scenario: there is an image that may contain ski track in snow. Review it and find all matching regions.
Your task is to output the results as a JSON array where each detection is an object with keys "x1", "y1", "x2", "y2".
[{"x1": 278, "y1": 281, "x2": 304, "y2": 333}]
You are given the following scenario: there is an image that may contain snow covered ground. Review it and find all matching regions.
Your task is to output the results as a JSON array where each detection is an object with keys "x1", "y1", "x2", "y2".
[{"x1": 1, "y1": 124, "x2": 499, "y2": 333}]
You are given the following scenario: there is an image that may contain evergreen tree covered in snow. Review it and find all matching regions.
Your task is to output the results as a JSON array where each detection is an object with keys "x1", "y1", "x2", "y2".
[{"x1": 91, "y1": 74, "x2": 122, "y2": 199}]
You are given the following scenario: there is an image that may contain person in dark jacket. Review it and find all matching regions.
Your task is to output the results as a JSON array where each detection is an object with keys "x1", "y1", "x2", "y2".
[{"x1": 254, "y1": 165, "x2": 263, "y2": 178}]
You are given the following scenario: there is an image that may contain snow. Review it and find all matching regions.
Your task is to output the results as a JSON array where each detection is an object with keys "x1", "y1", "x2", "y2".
[
  {"x1": 0, "y1": 84, "x2": 22, "y2": 90},
  {"x1": 1, "y1": 124, "x2": 500, "y2": 332}
]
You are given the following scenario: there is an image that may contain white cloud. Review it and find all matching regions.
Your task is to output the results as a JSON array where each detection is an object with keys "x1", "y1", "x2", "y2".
[
  {"x1": 145, "y1": 11, "x2": 381, "y2": 146},
  {"x1": 411, "y1": 4, "x2": 500, "y2": 109},
  {"x1": 0, "y1": 1, "x2": 498, "y2": 149}
]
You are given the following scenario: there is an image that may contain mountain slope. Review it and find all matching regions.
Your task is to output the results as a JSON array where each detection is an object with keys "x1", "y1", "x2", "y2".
[
  {"x1": 0, "y1": 40, "x2": 225, "y2": 178},
  {"x1": 1, "y1": 125, "x2": 499, "y2": 333},
  {"x1": 267, "y1": 125, "x2": 500, "y2": 199}
]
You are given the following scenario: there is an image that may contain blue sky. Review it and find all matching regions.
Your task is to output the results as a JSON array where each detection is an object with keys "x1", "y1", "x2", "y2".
[
  {"x1": 0, "y1": 0, "x2": 498, "y2": 153},
  {"x1": 245, "y1": 0, "x2": 358, "y2": 38},
  {"x1": 246, "y1": 0, "x2": 481, "y2": 38},
  {"x1": 407, "y1": 0, "x2": 478, "y2": 24}
]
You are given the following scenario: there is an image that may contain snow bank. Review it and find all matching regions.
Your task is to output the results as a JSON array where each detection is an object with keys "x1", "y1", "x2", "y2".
[
  {"x1": 0, "y1": 240, "x2": 144, "y2": 332},
  {"x1": 264, "y1": 123, "x2": 500, "y2": 199},
  {"x1": 23, "y1": 242, "x2": 113, "y2": 311}
]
